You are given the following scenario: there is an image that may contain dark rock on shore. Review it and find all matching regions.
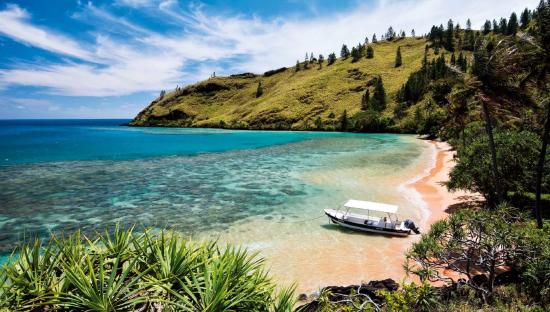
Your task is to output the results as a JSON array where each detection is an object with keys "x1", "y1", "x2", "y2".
[{"x1": 297, "y1": 279, "x2": 399, "y2": 311}]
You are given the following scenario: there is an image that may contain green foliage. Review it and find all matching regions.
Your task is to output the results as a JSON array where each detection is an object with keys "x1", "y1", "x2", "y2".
[
  {"x1": 361, "y1": 89, "x2": 370, "y2": 110},
  {"x1": 447, "y1": 129, "x2": 540, "y2": 203},
  {"x1": 406, "y1": 204, "x2": 523, "y2": 299},
  {"x1": 0, "y1": 227, "x2": 296, "y2": 311},
  {"x1": 395, "y1": 47, "x2": 402, "y2": 67},
  {"x1": 340, "y1": 44, "x2": 350, "y2": 59},
  {"x1": 366, "y1": 45, "x2": 374, "y2": 59},
  {"x1": 339, "y1": 109, "x2": 348, "y2": 131},
  {"x1": 256, "y1": 81, "x2": 263, "y2": 97},
  {"x1": 370, "y1": 77, "x2": 387, "y2": 112},
  {"x1": 380, "y1": 282, "x2": 439, "y2": 312},
  {"x1": 327, "y1": 53, "x2": 336, "y2": 65}
]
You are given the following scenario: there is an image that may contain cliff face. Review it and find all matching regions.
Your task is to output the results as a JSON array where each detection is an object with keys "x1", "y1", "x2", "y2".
[{"x1": 130, "y1": 38, "x2": 428, "y2": 130}]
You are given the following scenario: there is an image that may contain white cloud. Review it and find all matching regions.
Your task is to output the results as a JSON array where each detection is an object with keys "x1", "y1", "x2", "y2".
[
  {"x1": 0, "y1": 4, "x2": 95, "y2": 61},
  {"x1": 0, "y1": 0, "x2": 541, "y2": 97}
]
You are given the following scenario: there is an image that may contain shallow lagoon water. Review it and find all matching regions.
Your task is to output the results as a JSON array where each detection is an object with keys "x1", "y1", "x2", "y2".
[{"x1": 0, "y1": 120, "x2": 432, "y2": 289}]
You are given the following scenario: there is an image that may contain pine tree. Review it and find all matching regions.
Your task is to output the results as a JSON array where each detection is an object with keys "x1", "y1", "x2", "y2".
[
  {"x1": 314, "y1": 117, "x2": 322, "y2": 130},
  {"x1": 483, "y1": 20, "x2": 492, "y2": 34},
  {"x1": 310, "y1": 52, "x2": 315, "y2": 63},
  {"x1": 445, "y1": 19, "x2": 455, "y2": 51},
  {"x1": 351, "y1": 46, "x2": 361, "y2": 62},
  {"x1": 327, "y1": 53, "x2": 336, "y2": 65},
  {"x1": 318, "y1": 54, "x2": 324, "y2": 69},
  {"x1": 364, "y1": 37, "x2": 369, "y2": 45},
  {"x1": 339, "y1": 110, "x2": 348, "y2": 131},
  {"x1": 295, "y1": 60, "x2": 300, "y2": 72},
  {"x1": 395, "y1": 47, "x2": 402, "y2": 67},
  {"x1": 492, "y1": 19, "x2": 499, "y2": 33},
  {"x1": 305, "y1": 53, "x2": 309, "y2": 63},
  {"x1": 451, "y1": 53, "x2": 456, "y2": 65},
  {"x1": 371, "y1": 77, "x2": 386, "y2": 111},
  {"x1": 386, "y1": 26, "x2": 396, "y2": 41},
  {"x1": 520, "y1": 8, "x2": 531, "y2": 29},
  {"x1": 340, "y1": 44, "x2": 350, "y2": 59},
  {"x1": 411, "y1": 29, "x2": 416, "y2": 38},
  {"x1": 372, "y1": 33, "x2": 378, "y2": 43},
  {"x1": 256, "y1": 82, "x2": 263, "y2": 98},
  {"x1": 361, "y1": 89, "x2": 370, "y2": 110},
  {"x1": 466, "y1": 18, "x2": 472, "y2": 30},
  {"x1": 400, "y1": 30, "x2": 406, "y2": 38},
  {"x1": 499, "y1": 18, "x2": 508, "y2": 34},
  {"x1": 366, "y1": 46, "x2": 374, "y2": 59},
  {"x1": 508, "y1": 12, "x2": 519, "y2": 35}
]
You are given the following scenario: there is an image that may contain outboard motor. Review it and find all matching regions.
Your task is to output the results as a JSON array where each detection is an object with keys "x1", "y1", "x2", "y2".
[{"x1": 404, "y1": 219, "x2": 420, "y2": 234}]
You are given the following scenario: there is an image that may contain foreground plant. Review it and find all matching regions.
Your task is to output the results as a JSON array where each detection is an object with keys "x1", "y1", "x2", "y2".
[{"x1": 0, "y1": 226, "x2": 296, "y2": 311}]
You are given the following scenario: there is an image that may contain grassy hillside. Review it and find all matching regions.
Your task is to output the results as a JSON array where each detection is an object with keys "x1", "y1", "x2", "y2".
[{"x1": 130, "y1": 37, "x2": 429, "y2": 130}]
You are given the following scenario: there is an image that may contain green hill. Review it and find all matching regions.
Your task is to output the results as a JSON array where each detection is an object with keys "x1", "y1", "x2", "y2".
[{"x1": 129, "y1": 38, "x2": 429, "y2": 131}]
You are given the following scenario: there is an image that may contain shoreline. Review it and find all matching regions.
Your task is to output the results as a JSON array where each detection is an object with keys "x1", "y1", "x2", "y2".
[{"x1": 410, "y1": 140, "x2": 478, "y2": 229}]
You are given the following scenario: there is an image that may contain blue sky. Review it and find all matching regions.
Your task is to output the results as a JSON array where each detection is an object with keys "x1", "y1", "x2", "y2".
[{"x1": 0, "y1": 0, "x2": 539, "y2": 119}]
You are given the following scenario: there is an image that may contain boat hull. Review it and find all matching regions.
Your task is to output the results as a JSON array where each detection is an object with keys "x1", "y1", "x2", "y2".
[{"x1": 325, "y1": 212, "x2": 411, "y2": 237}]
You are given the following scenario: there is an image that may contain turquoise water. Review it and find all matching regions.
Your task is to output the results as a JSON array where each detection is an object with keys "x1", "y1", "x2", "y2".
[{"x1": 0, "y1": 119, "x2": 429, "y2": 269}]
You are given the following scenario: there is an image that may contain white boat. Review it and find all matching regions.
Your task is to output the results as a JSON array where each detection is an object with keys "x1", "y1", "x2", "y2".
[{"x1": 324, "y1": 199, "x2": 420, "y2": 236}]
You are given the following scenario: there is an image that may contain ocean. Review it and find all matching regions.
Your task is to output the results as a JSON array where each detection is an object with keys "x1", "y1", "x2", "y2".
[{"x1": 0, "y1": 119, "x2": 433, "y2": 290}]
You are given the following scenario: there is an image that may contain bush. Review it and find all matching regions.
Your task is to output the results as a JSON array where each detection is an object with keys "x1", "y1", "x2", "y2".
[
  {"x1": 447, "y1": 130, "x2": 540, "y2": 203},
  {"x1": 0, "y1": 226, "x2": 295, "y2": 311}
]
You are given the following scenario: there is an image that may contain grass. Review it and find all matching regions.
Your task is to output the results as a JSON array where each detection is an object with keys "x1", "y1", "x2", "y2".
[
  {"x1": 130, "y1": 38, "x2": 431, "y2": 130},
  {"x1": 0, "y1": 225, "x2": 296, "y2": 311}
]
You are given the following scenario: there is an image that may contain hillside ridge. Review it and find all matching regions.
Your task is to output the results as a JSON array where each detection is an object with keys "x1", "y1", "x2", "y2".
[{"x1": 129, "y1": 37, "x2": 428, "y2": 131}]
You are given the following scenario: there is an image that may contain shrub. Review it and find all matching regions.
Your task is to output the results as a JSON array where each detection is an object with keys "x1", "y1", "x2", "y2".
[{"x1": 0, "y1": 226, "x2": 295, "y2": 311}]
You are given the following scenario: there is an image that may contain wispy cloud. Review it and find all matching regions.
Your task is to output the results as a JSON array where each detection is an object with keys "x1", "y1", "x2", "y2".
[
  {"x1": 0, "y1": 0, "x2": 540, "y2": 98},
  {"x1": 0, "y1": 4, "x2": 95, "y2": 61}
]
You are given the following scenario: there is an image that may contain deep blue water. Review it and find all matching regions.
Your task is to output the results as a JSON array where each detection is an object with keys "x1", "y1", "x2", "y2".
[{"x1": 0, "y1": 119, "x2": 348, "y2": 165}]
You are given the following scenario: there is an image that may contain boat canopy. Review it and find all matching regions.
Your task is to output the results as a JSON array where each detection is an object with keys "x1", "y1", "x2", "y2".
[{"x1": 343, "y1": 199, "x2": 399, "y2": 214}]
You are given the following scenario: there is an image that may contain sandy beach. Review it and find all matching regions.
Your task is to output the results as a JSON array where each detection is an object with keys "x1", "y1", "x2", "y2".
[{"x1": 411, "y1": 140, "x2": 480, "y2": 228}]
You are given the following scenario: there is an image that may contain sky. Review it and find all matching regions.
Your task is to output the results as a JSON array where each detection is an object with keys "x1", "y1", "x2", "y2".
[{"x1": 0, "y1": 0, "x2": 540, "y2": 119}]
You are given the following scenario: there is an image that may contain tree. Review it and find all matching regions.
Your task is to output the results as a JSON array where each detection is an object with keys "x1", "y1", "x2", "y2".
[
  {"x1": 483, "y1": 20, "x2": 492, "y2": 34},
  {"x1": 400, "y1": 30, "x2": 406, "y2": 38},
  {"x1": 255, "y1": 81, "x2": 263, "y2": 98},
  {"x1": 340, "y1": 44, "x2": 350, "y2": 59},
  {"x1": 447, "y1": 129, "x2": 540, "y2": 205},
  {"x1": 318, "y1": 54, "x2": 324, "y2": 69},
  {"x1": 372, "y1": 33, "x2": 378, "y2": 43},
  {"x1": 406, "y1": 205, "x2": 523, "y2": 302},
  {"x1": 499, "y1": 18, "x2": 508, "y2": 34},
  {"x1": 314, "y1": 117, "x2": 322, "y2": 130},
  {"x1": 364, "y1": 36, "x2": 369, "y2": 45},
  {"x1": 508, "y1": 12, "x2": 519, "y2": 35},
  {"x1": 352, "y1": 46, "x2": 361, "y2": 62},
  {"x1": 159, "y1": 90, "x2": 166, "y2": 99},
  {"x1": 492, "y1": 19, "x2": 499, "y2": 33},
  {"x1": 304, "y1": 53, "x2": 309, "y2": 63},
  {"x1": 366, "y1": 46, "x2": 374, "y2": 58},
  {"x1": 445, "y1": 19, "x2": 455, "y2": 51},
  {"x1": 371, "y1": 77, "x2": 386, "y2": 111},
  {"x1": 411, "y1": 29, "x2": 416, "y2": 38},
  {"x1": 327, "y1": 52, "x2": 336, "y2": 65},
  {"x1": 466, "y1": 18, "x2": 472, "y2": 30},
  {"x1": 295, "y1": 60, "x2": 300, "y2": 72},
  {"x1": 533, "y1": 0, "x2": 550, "y2": 228},
  {"x1": 450, "y1": 53, "x2": 456, "y2": 65},
  {"x1": 309, "y1": 52, "x2": 315, "y2": 63},
  {"x1": 520, "y1": 8, "x2": 531, "y2": 29},
  {"x1": 361, "y1": 89, "x2": 370, "y2": 110},
  {"x1": 339, "y1": 110, "x2": 348, "y2": 131},
  {"x1": 395, "y1": 46, "x2": 402, "y2": 67},
  {"x1": 386, "y1": 26, "x2": 396, "y2": 41}
]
